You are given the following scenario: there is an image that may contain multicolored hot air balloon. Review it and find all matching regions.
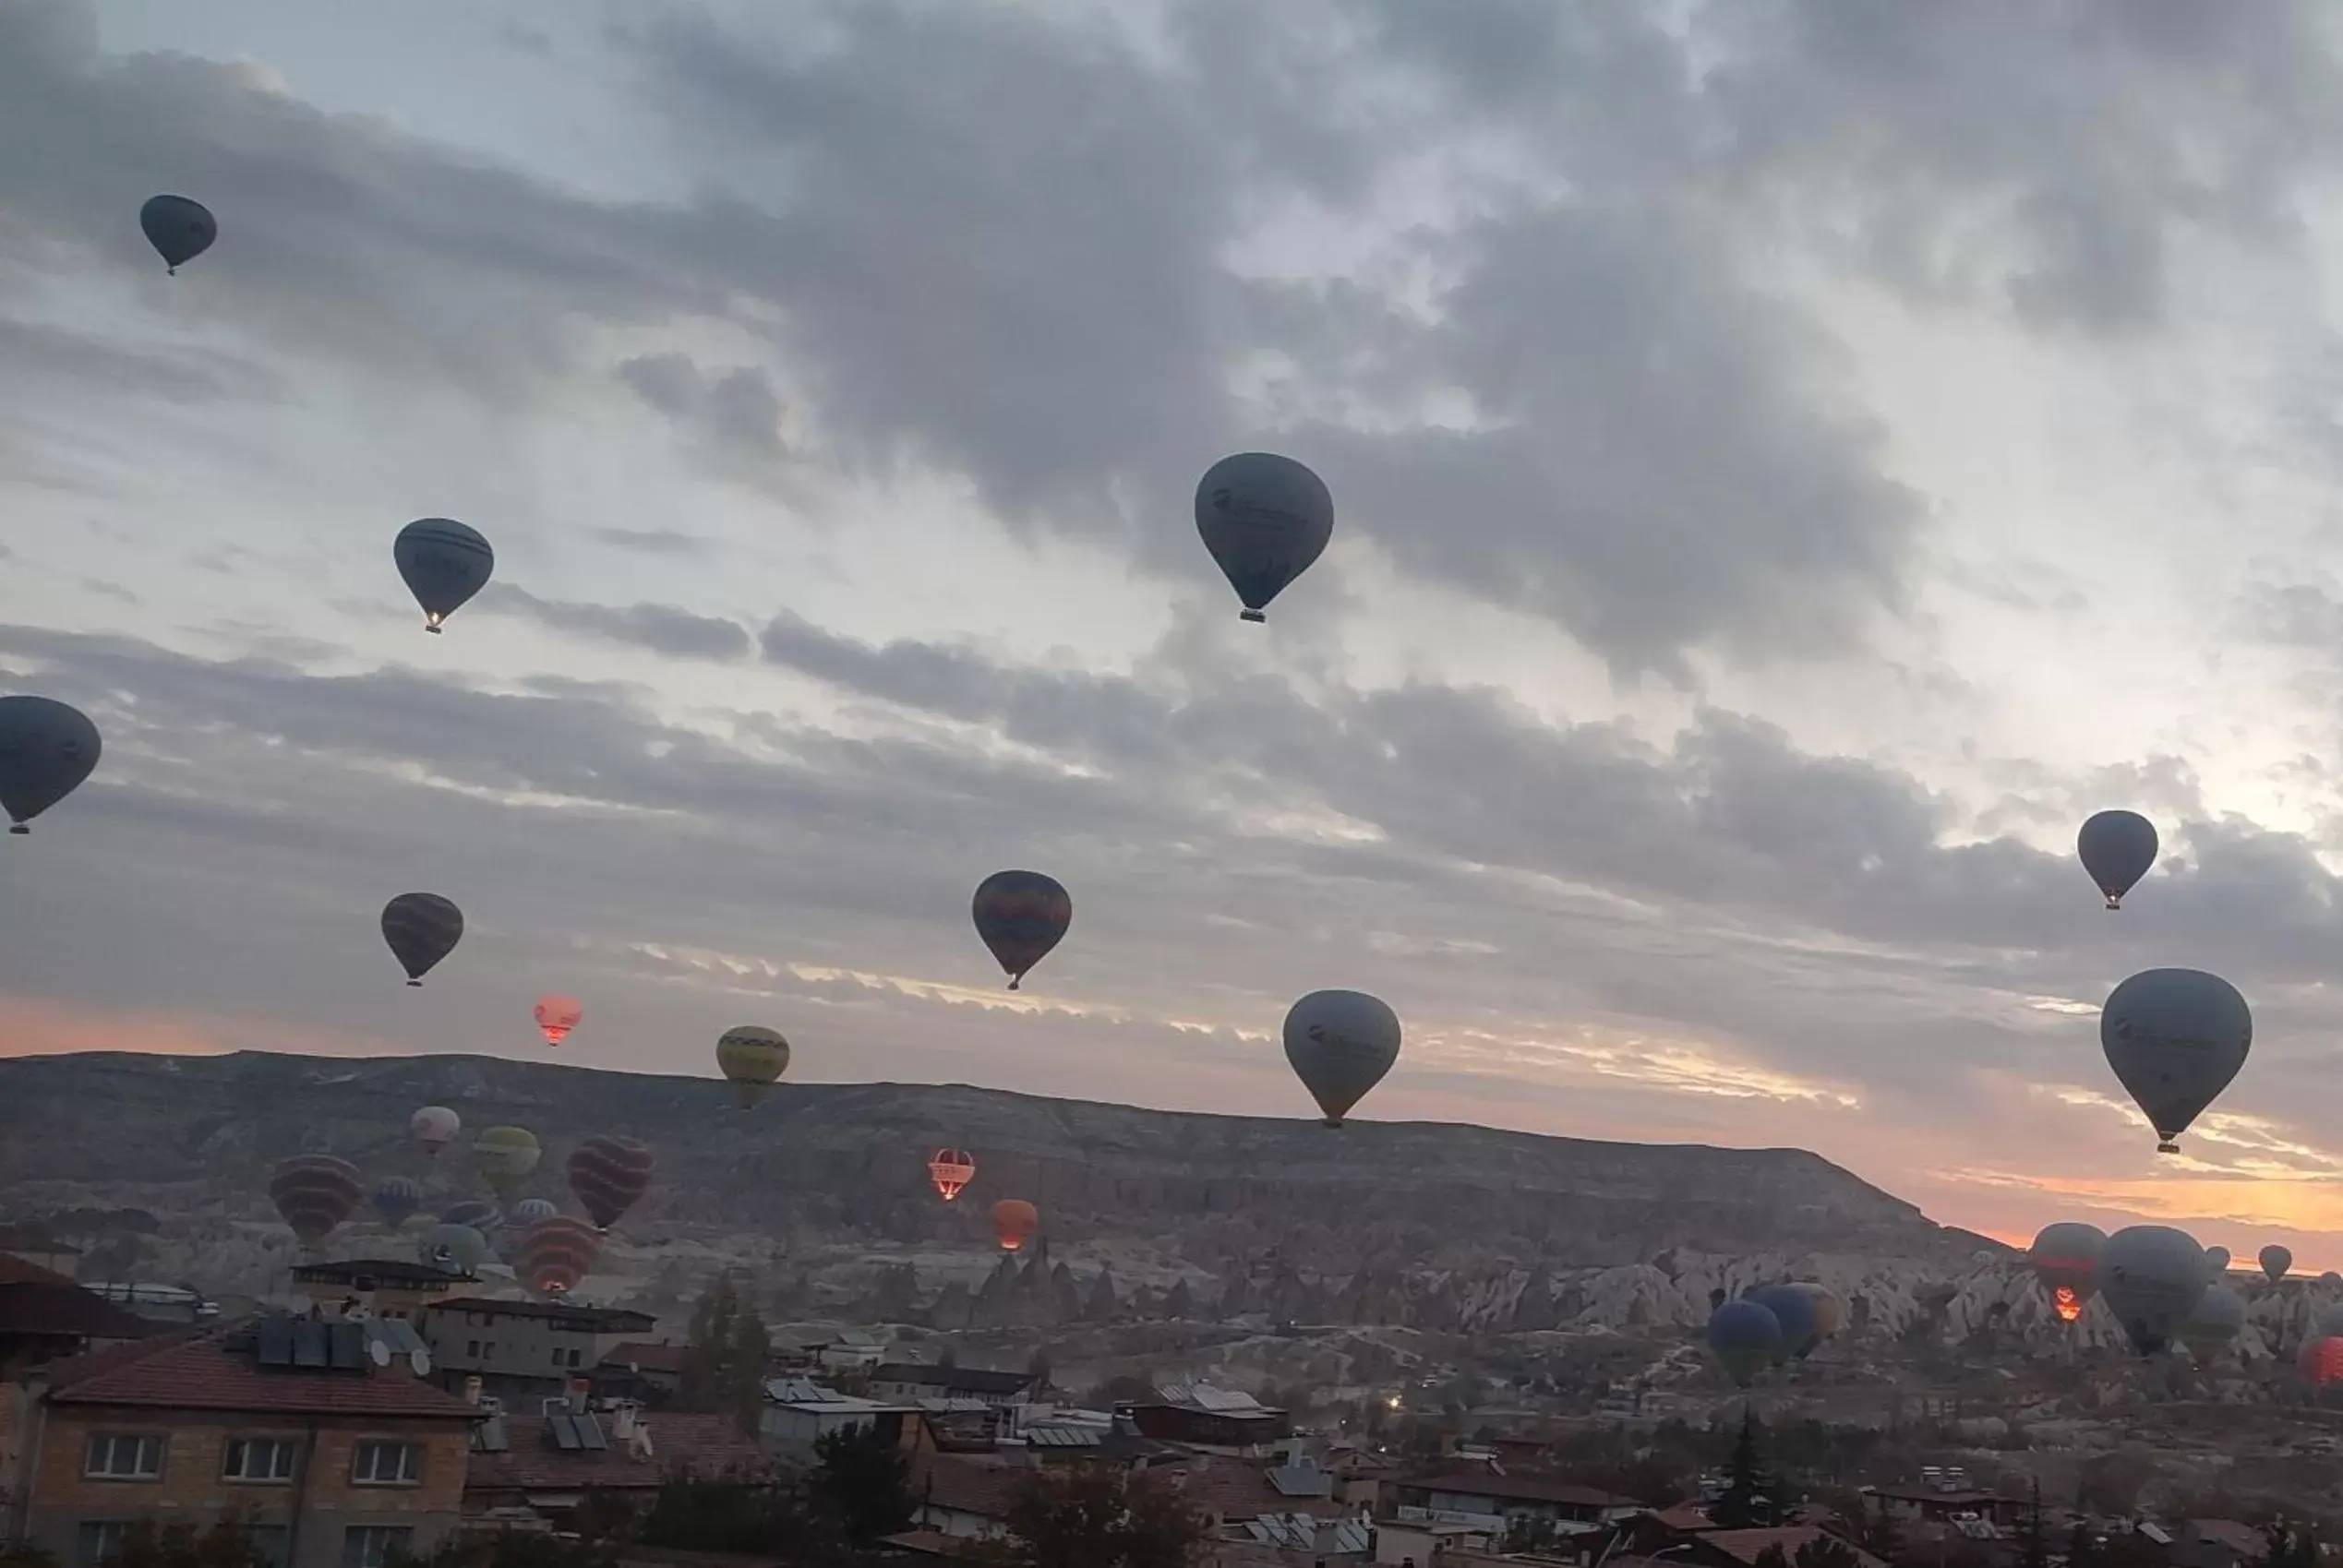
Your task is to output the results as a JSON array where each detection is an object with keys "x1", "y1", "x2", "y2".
[
  {"x1": 2077, "y1": 810, "x2": 2159, "y2": 909},
  {"x1": 533, "y1": 995, "x2": 583, "y2": 1047},
  {"x1": 929, "y1": 1148, "x2": 977, "y2": 1203},
  {"x1": 514, "y1": 1217, "x2": 602, "y2": 1298},
  {"x1": 716, "y1": 1025, "x2": 790, "y2": 1108},
  {"x1": 411, "y1": 1106, "x2": 460, "y2": 1157},
  {"x1": 1283, "y1": 990, "x2": 1402, "y2": 1127},
  {"x1": 2263, "y1": 1245, "x2": 2294, "y2": 1285},
  {"x1": 270, "y1": 1155, "x2": 364, "y2": 1248},
  {"x1": 971, "y1": 871, "x2": 1072, "y2": 990},
  {"x1": 992, "y1": 1199, "x2": 1039, "y2": 1252},
  {"x1": 139, "y1": 195, "x2": 216, "y2": 274},
  {"x1": 441, "y1": 1201, "x2": 502, "y2": 1239},
  {"x1": 1196, "y1": 452, "x2": 1334, "y2": 623},
  {"x1": 371, "y1": 1178, "x2": 424, "y2": 1227},
  {"x1": 394, "y1": 519, "x2": 494, "y2": 634},
  {"x1": 473, "y1": 1127, "x2": 541, "y2": 1202},
  {"x1": 0, "y1": 696, "x2": 102, "y2": 835},
  {"x1": 2102, "y1": 969, "x2": 2251, "y2": 1154},
  {"x1": 568, "y1": 1135, "x2": 655, "y2": 1231},
  {"x1": 2029, "y1": 1223, "x2": 2106, "y2": 1323},
  {"x1": 382, "y1": 893, "x2": 463, "y2": 987},
  {"x1": 418, "y1": 1223, "x2": 489, "y2": 1276},
  {"x1": 1707, "y1": 1299, "x2": 1781, "y2": 1388}
]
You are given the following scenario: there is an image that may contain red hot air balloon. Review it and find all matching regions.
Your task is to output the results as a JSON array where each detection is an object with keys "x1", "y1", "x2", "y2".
[
  {"x1": 971, "y1": 871, "x2": 1071, "y2": 990},
  {"x1": 567, "y1": 1135, "x2": 655, "y2": 1231},
  {"x1": 269, "y1": 1155, "x2": 365, "y2": 1247},
  {"x1": 992, "y1": 1199, "x2": 1039, "y2": 1252},
  {"x1": 515, "y1": 1217, "x2": 603, "y2": 1299},
  {"x1": 534, "y1": 995, "x2": 583, "y2": 1047},
  {"x1": 929, "y1": 1148, "x2": 977, "y2": 1203}
]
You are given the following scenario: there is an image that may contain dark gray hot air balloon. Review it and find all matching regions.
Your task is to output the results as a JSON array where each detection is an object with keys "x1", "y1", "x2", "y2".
[
  {"x1": 1196, "y1": 453, "x2": 1333, "y2": 623},
  {"x1": 1282, "y1": 989, "x2": 1401, "y2": 1128},
  {"x1": 381, "y1": 893, "x2": 463, "y2": 986},
  {"x1": 2262, "y1": 1244, "x2": 2293, "y2": 1284},
  {"x1": 393, "y1": 518, "x2": 494, "y2": 633},
  {"x1": 2098, "y1": 1224, "x2": 2212, "y2": 1357},
  {"x1": 139, "y1": 195, "x2": 216, "y2": 274},
  {"x1": 0, "y1": 696, "x2": 101, "y2": 834},
  {"x1": 2077, "y1": 809, "x2": 2158, "y2": 909},
  {"x1": 2101, "y1": 968, "x2": 2251, "y2": 1154}
]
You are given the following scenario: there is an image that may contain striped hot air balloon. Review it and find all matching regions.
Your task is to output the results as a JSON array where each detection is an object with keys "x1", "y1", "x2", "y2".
[
  {"x1": 971, "y1": 871, "x2": 1071, "y2": 990},
  {"x1": 514, "y1": 1217, "x2": 602, "y2": 1299},
  {"x1": 568, "y1": 1136, "x2": 655, "y2": 1232},
  {"x1": 929, "y1": 1148, "x2": 977, "y2": 1203},
  {"x1": 381, "y1": 893, "x2": 463, "y2": 986},
  {"x1": 270, "y1": 1155, "x2": 365, "y2": 1246}
]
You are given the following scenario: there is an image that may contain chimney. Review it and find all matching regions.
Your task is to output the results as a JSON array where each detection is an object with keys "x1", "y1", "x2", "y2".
[{"x1": 463, "y1": 1375, "x2": 483, "y2": 1406}]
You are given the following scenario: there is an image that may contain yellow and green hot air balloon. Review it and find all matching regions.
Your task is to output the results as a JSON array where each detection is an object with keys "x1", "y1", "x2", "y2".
[
  {"x1": 473, "y1": 1126, "x2": 541, "y2": 1202},
  {"x1": 716, "y1": 1025, "x2": 790, "y2": 1109}
]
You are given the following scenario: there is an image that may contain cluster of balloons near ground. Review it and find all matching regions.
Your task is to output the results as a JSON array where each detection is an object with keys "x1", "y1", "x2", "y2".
[{"x1": 2022, "y1": 1221, "x2": 2343, "y2": 1373}]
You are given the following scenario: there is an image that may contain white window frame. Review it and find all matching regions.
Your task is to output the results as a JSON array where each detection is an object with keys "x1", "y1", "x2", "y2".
[
  {"x1": 82, "y1": 1434, "x2": 164, "y2": 1480},
  {"x1": 222, "y1": 1436, "x2": 300, "y2": 1482},
  {"x1": 342, "y1": 1526, "x2": 415, "y2": 1568},
  {"x1": 350, "y1": 1440, "x2": 424, "y2": 1486}
]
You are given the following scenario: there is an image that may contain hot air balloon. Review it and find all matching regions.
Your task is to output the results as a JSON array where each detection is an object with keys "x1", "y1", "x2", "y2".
[
  {"x1": 472, "y1": 1127, "x2": 541, "y2": 1202},
  {"x1": 2263, "y1": 1245, "x2": 2294, "y2": 1285},
  {"x1": 568, "y1": 1135, "x2": 655, "y2": 1231},
  {"x1": 2302, "y1": 1335, "x2": 2343, "y2": 1387},
  {"x1": 1786, "y1": 1284, "x2": 1844, "y2": 1359},
  {"x1": 991, "y1": 1199, "x2": 1039, "y2": 1252},
  {"x1": 929, "y1": 1148, "x2": 977, "y2": 1203},
  {"x1": 533, "y1": 995, "x2": 583, "y2": 1047},
  {"x1": 1707, "y1": 1299, "x2": 1781, "y2": 1388},
  {"x1": 441, "y1": 1201, "x2": 502, "y2": 1239},
  {"x1": 511, "y1": 1198, "x2": 559, "y2": 1228},
  {"x1": 382, "y1": 893, "x2": 463, "y2": 987},
  {"x1": 411, "y1": 1106, "x2": 461, "y2": 1157},
  {"x1": 715, "y1": 1025, "x2": 790, "y2": 1108},
  {"x1": 269, "y1": 1155, "x2": 364, "y2": 1248},
  {"x1": 2029, "y1": 1223, "x2": 2106, "y2": 1323},
  {"x1": 514, "y1": 1217, "x2": 602, "y2": 1298},
  {"x1": 0, "y1": 696, "x2": 102, "y2": 835},
  {"x1": 2077, "y1": 810, "x2": 2158, "y2": 909},
  {"x1": 393, "y1": 519, "x2": 494, "y2": 634},
  {"x1": 971, "y1": 871, "x2": 1071, "y2": 990},
  {"x1": 1282, "y1": 990, "x2": 1401, "y2": 1127},
  {"x1": 371, "y1": 1178, "x2": 424, "y2": 1227},
  {"x1": 1747, "y1": 1285, "x2": 1820, "y2": 1365},
  {"x1": 2099, "y1": 1225, "x2": 2212, "y2": 1356},
  {"x1": 139, "y1": 195, "x2": 216, "y2": 274},
  {"x1": 1195, "y1": 452, "x2": 1333, "y2": 623},
  {"x1": 2206, "y1": 1245, "x2": 2231, "y2": 1275},
  {"x1": 2180, "y1": 1285, "x2": 2245, "y2": 1363},
  {"x1": 418, "y1": 1223, "x2": 489, "y2": 1276},
  {"x1": 2101, "y1": 969, "x2": 2252, "y2": 1154}
]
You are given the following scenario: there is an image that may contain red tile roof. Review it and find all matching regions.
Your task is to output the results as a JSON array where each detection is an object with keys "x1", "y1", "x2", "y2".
[
  {"x1": 465, "y1": 1413, "x2": 770, "y2": 1494},
  {"x1": 46, "y1": 1326, "x2": 479, "y2": 1418},
  {"x1": 1700, "y1": 1527, "x2": 1888, "y2": 1568}
]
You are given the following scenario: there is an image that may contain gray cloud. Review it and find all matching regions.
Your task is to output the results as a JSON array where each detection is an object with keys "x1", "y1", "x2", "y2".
[{"x1": 475, "y1": 582, "x2": 752, "y2": 662}]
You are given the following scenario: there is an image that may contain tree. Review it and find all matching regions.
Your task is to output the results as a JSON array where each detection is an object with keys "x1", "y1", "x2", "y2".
[
  {"x1": 812, "y1": 1422, "x2": 916, "y2": 1546},
  {"x1": 970, "y1": 1466, "x2": 1213, "y2": 1568},
  {"x1": 1713, "y1": 1410, "x2": 1779, "y2": 1529}
]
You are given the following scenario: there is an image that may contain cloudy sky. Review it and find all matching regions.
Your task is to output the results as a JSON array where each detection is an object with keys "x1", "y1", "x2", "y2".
[{"x1": 10, "y1": 0, "x2": 2343, "y2": 1262}]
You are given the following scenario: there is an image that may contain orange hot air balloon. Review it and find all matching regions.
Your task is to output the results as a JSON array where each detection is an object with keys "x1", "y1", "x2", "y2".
[
  {"x1": 930, "y1": 1148, "x2": 977, "y2": 1203},
  {"x1": 534, "y1": 994, "x2": 583, "y2": 1047},
  {"x1": 992, "y1": 1199, "x2": 1039, "y2": 1252},
  {"x1": 2052, "y1": 1285, "x2": 2085, "y2": 1324}
]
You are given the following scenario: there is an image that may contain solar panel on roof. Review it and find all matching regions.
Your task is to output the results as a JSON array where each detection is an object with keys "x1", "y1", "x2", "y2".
[
  {"x1": 292, "y1": 1321, "x2": 329, "y2": 1369},
  {"x1": 255, "y1": 1317, "x2": 294, "y2": 1368},
  {"x1": 327, "y1": 1323, "x2": 366, "y2": 1371},
  {"x1": 548, "y1": 1413, "x2": 583, "y2": 1451},
  {"x1": 575, "y1": 1413, "x2": 607, "y2": 1450}
]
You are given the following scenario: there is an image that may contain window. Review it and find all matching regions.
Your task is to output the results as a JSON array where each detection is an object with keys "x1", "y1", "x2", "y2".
[
  {"x1": 342, "y1": 1526, "x2": 414, "y2": 1568},
  {"x1": 246, "y1": 1526, "x2": 291, "y2": 1568},
  {"x1": 83, "y1": 1435, "x2": 163, "y2": 1479},
  {"x1": 222, "y1": 1437, "x2": 299, "y2": 1481},
  {"x1": 76, "y1": 1522, "x2": 127, "y2": 1566},
  {"x1": 350, "y1": 1441, "x2": 424, "y2": 1485}
]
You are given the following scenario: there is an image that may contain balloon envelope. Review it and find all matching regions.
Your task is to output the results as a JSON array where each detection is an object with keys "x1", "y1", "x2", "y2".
[
  {"x1": 1195, "y1": 452, "x2": 1333, "y2": 622},
  {"x1": 715, "y1": 1025, "x2": 790, "y2": 1107},
  {"x1": 1707, "y1": 1299, "x2": 1781, "y2": 1387},
  {"x1": 2099, "y1": 1224, "x2": 2212, "y2": 1356},
  {"x1": 410, "y1": 1106, "x2": 460, "y2": 1156},
  {"x1": 393, "y1": 518, "x2": 494, "y2": 632},
  {"x1": 2263, "y1": 1245, "x2": 2294, "y2": 1285},
  {"x1": 0, "y1": 695, "x2": 101, "y2": 834},
  {"x1": 930, "y1": 1148, "x2": 977, "y2": 1203},
  {"x1": 992, "y1": 1199, "x2": 1039, "y2": 1252},
  {"x1": 418, "y1": 1223, "x2": 489, "y2": 1276},
  {"x1": 269, "y1": 1155, "x2": 364, "y2": 1246},
  {"x1": 1282, "y1": 990, "x2": 1401, "y2": 1127},
  {"x1": 382, "y1": 893, "x2": 463, "y2": 986},
  {"x1": 2101, "y1": 968, "x2": 2251, "y2": 1153},
  {"x1": 515, "y1": 1217, "x2": 602, "y2": 1298},
  {"x1": 568, "y1": 1135, "x2": 655, "y2": 1230},
  {"x1": 971, "y1": 871, "x2": 1071, "y2": 990},
  {"x1": 139, "y1": 195, "x2": 216, "y2": 272},
  {"x1": 534, "y1": 995, "x2": 583, "y2": 1047},
  {"x1": 370, "y1": 1178, "x2": 424, "y2": 1227},
  {"x1": 2077, "y1": 809, "x2": 2158, "y2": 909}
]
